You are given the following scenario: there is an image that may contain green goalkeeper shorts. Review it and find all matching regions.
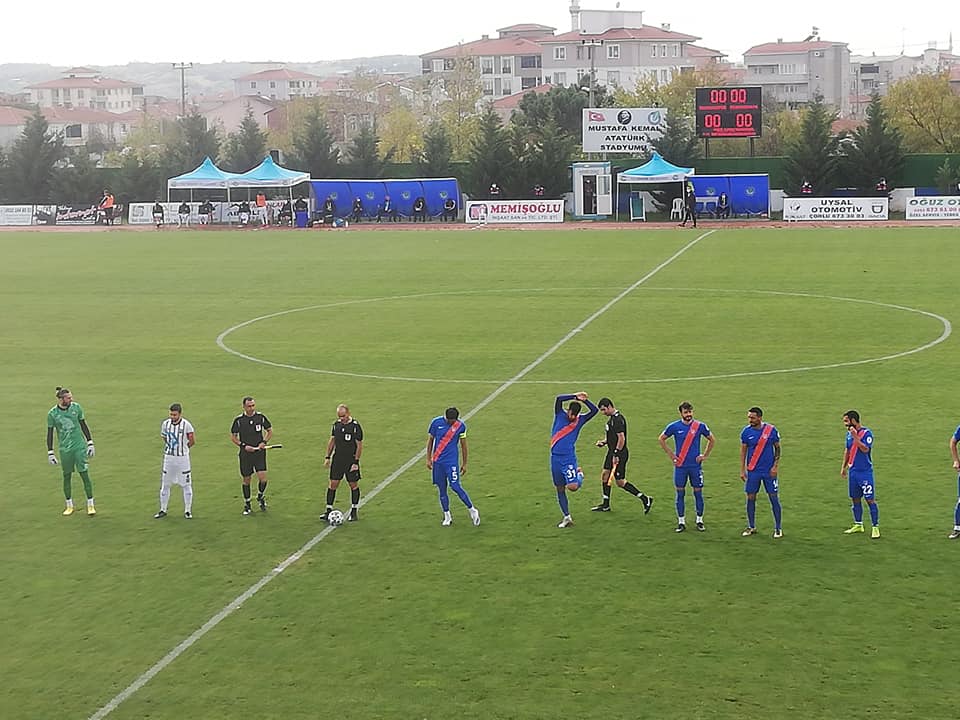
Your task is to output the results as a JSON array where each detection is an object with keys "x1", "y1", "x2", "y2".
[{"x1": 61, "y1": 447, "x2": 89, "y2": 474}]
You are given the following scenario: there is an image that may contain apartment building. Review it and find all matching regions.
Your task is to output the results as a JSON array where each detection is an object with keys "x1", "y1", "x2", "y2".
[
  {"x1": 744, "y1": 40, "x2": 851, "y2": 115},
  {"x1": 27, "y1": 67, "x2": 145, "y2": 113},
  {"x1": 234, "y1": 68, "x2": 328, "y2": 101}
]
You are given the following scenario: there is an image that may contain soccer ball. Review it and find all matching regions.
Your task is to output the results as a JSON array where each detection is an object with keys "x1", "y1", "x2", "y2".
[{"x1": 327, "y1": 509, "x2": 345, "y2": 526}]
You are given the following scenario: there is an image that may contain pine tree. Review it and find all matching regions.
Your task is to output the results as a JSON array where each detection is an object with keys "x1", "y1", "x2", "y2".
[
  {"x1": 839, "y1": 92, "x2": 905, "y2": 190},
  {"x1": 222, "y1": 107, "x2": 268, "y2": 173},
  {"x1": 413, "y1": 121, "x2": 453, "y2": 177},
  {"x1": 783, "y1": 94, "x2": 840, "y2": 195},
  {"x1": 5, "y1": 108, "x2": 65, "y2": 203},
  {"x1": 343, "y1": 123, "x2": 392, "y2": 178},
  {"x1": 465, "y1": 105, "x2": 517, "y2": 197},
  {"x1": 520, "y1": 119, "x2": 576, "y2": 198},
  {"x1": 289, "y1": 105, "x2": 340, "y2": 178},
  {"x1": 166, "y1": 111, "x2": 220, "y2": 175}
]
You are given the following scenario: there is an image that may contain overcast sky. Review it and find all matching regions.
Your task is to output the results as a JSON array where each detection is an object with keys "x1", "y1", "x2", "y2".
[{"x1": 3, "y1": 1, "x2": 956, "y2": 66}]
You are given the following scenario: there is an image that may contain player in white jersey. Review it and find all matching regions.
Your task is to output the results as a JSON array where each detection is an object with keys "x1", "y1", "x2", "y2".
[{"x1": 155, "y1": 403, "x2": 196, "y2": 519}]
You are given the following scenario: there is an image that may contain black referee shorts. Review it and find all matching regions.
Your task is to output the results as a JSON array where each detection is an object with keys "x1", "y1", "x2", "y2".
[
  {"x1": 330, "y1": 459, "x2": 361, "y2": 483},
  {"x1": 239, "y1": 449, "x2": 267, "y2": 477},
  {"x1": 603, "y1": 450, "x2": 629, "y2": 480}
]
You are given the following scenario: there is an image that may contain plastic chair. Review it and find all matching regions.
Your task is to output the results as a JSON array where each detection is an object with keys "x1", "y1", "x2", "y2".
[{"x1": 670, "y1": 197, "x2": 684, "y2": 220}]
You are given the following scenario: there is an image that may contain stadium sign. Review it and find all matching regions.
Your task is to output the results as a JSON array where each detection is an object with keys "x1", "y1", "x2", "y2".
[
  {"x1": 465, "y1": 200, "x2": 564, "y2": 224},
  {"x1": 783, "y1": 197, "x2": 888, "y2": 221},
  {"x1": 0, "y1": 204, "x2": 35, "y2": 226},
  {"x1": 905, "y1": 196, "x2": 960, "y2": 220},
  {"x1": 581, "y1": 108, "x2": 668, "y2": 153}
]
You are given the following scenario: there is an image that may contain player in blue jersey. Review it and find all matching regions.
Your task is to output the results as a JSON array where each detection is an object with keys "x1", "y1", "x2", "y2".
[
  {"x1": 841, "y1": 410, "x2": 879, "y2": 539},
  {"x1": 426, "y1": 407, "x2": 479, "y2": 527},
  {"x1": 658, "y1": 401, "x2": 715, "y2": 533},
  {"x1": 551, "y1": 392, "x2": 598, "y2": 528},
  {"x1": 739, "y1": 406, "x2": 782, "y2": 538},
  {"x1": 950, "y1": 425, "x2": 960, "y2": 539}
]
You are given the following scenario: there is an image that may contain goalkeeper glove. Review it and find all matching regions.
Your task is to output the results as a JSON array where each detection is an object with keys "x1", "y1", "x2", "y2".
[
  {"x1": 48, "y1": 450, "x2": 58, "y2": 465},
  {"x1": 86, "y1": 441, "x2": 95, "y2": 458}
]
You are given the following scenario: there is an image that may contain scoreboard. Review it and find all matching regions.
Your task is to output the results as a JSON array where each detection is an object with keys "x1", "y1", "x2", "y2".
[{"x1": 695, "y1": 86, "x2": 762, "y2": 139}]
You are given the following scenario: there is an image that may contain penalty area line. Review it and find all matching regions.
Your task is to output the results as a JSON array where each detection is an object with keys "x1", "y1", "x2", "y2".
[{"x1": 87, "y1": 228, "x2": 714, "y2": 719}]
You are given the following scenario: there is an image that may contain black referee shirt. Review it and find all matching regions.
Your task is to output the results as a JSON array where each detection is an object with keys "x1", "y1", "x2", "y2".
[
  {"x1": 231, "y1": 412, "x2": 272, "y2": 448},
  {"x1": 331, "y1": 419, "x2": 363, "y2": 461},
  {"x1": 605, "y1": 412, "x2": 627, "y2": 451}
]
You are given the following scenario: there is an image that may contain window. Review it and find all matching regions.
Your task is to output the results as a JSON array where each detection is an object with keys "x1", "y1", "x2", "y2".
[
  {"x1": 120, "y1": 123, "x2": 127, "y2": 133},
  {"x1": 132, "y1": 87, "x2": 143, "y2": 95},
  {"x1": 501, "y1": 59, "x2": 512, "y2": 74},
  {"x1": 444, "y1": 58, "x2": 456, "y2": 70},
  {"x1": 554, "y1": 71, "x2": 567, "y2": 86},
  {"x1": 660, "y1": 44, "x2": 667, "y2": 58},
  {"x1": 554, "y1": 47, "x2": 566, "y2": 61},
  {"x1": 607, "y1": 70, "x2": 620, "y2": 86},
  {"x1": 607, "y1": 44, "x2": 620, "y2": 60},
  {"x1": 577, "y1": 68, "x2": 587, "y2": 83},
  {"x1": 576, "y1": 46, "x2": 584, "y2": 60},
  {"x1": 502, "y1": 80, "x2": 512, "y2": 95},
  {"x1": 521, "y1": 76, "x2": 539, "y2": 89},
  {"x1": 651, "y1": 44, "x2": 658, "y2": 58},
  {"x1": 482, "y1": 79, "x2": 494, "y2": 96},
  {"x1": 481, "y1": 57, "x2": 494, "y2": 74},
  {"x1": 520, "y1": 55, "x2": 541, "y2": 68},
  {"x1": 269, "y1": 81, "x2": 276, "y2": 88},
  {"x1": 672, "y1": 44, "x2": 680, "y2": 57},
  {"x1": 250, "y1": 81, "x2": 257, "y2": 88},
  {"x1": 65, "y1": 124, "x2": 82, "y2": 138},
  {"x1": 432, "y1": 59, "x2": 444, "y2": 73},
  {"x1": 660, "y1": 68, "x2": 669, "y2": 84},
  {"x1": 77, "y1": 89, "x2": 85, "y2": 99}
]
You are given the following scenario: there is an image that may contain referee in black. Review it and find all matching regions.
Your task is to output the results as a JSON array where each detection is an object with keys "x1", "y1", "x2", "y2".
[
  {"x1": 230, "y1": 396, "x2": 273, "y2": 515},
  {"x1": 322, "y1": 404, "x2": 363, "y2": 522},
  {"x1": 591, "y1": 397, "x2": 653, "y2": 513}
]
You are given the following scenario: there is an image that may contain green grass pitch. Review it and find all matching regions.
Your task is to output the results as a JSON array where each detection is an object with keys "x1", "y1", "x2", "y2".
[{"x1": 3, "y1": 225, "x2": 958, "y2": 719}]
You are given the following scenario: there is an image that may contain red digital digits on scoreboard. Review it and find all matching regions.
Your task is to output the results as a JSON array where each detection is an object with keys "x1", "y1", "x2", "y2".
[{"x1": 695, "y1": 86, "x2": 762, "y2": 139}]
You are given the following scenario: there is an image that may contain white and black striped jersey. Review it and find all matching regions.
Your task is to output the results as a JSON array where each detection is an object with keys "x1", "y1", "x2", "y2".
[{"x1": 161, "y1": 418, "x2": 195, "y2": 456}]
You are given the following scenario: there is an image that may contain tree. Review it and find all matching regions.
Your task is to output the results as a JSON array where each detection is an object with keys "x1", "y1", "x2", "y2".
[
  {"x1": 935, "y1": 158, "x2": 959, "y2": 194},
  {"x1": 783, "y1": 94, "x2": 840, "y2": 195},
  {"x1": 289, "y1": 104, "x2": 340, "y2": 178},
  {"x1": 885, "y1": 73, "x2": 960, "y2": 153},
  {"x1": 465, "y1": 105, "x2": 517, "y2": 196},
  {"x1": 52, "y1": 149, "x2": 102, "y2": 206},
  {"x1": 221, "y1": 106, "x2": 268, "y2": 172},
  {"x1": 379, "y1": 104, "x2": 422, "y2": 163},
  {"x1": 115, "y1": 152, "x2": 168, "y2": 204},
  {"x1": 343, "y1": 123, "x2": 392, "y2": 178},
  {"x1": 519, "y1": 119, "x2": 576, "y2": 197},
  {"x1": 839, "y1": 92, "x2": 905, "y2": 190},
  {"x1": 513, "y1": 84, "x2": 610, "y2": 140},
  {"x1": 165, "y1": 111, "x2": 220, "y2": 175},
  {"x1": 5, "y1": 108, "x2": 65, "y2": 203},
  {"x1": 436, "y1": 54, "x2": 483, "y2": 160},
  {"x1": 413, "y1": 120, "x2": 453, "y2": 177}
]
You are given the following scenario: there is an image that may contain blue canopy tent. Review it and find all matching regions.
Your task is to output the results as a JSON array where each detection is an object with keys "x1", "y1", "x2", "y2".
[
  {"x1": 615, "y1": 153, "x2": 694, "y2": 220},
  {"x1": 227, "y1": 156, "x2": 311, "y2": 206},
  {"x1": 166, "y1": 157, "x2": 241, "y2": 201}
]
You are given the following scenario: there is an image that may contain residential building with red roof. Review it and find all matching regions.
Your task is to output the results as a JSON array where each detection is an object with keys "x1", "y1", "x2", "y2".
[
  {"x1": 233, "y1": 67, "x2": 328, "y2": 101},
  {"x1": 744, "y1": 38, "x2": 851, "y2": 115},
  {"x1": 27, "y1": 67, "x2": 145, "y2": 113}
]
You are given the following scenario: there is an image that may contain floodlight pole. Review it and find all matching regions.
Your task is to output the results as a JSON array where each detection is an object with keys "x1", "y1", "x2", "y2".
[{"x1": 173, "y1": 62, "x2": 193, "y2": 117}]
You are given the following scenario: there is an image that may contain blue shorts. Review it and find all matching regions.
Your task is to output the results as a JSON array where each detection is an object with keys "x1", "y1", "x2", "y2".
[
  {"x1": 674, "y1": 466, "x2": 704, "y2": 488},
  {"x1": 551, "y1": 456, "x2": 581, "y2": 489},
  {"x1": 744, "y1": 470, "x2": 778, "y2": 495},
  {"x1": 432, "y1": 462, "x2": 460, "y2": 486},
  {"x1": 848, "y1": 469, "x2": 875, "y2": 500}
]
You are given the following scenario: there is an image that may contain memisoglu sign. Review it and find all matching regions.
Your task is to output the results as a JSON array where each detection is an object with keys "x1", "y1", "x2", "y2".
[{"x1": 465, "y1": 200, "x2": 564, "y2": 224}]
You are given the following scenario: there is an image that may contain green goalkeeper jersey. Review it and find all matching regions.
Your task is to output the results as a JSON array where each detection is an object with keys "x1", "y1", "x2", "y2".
[{"x1": 47, "y1": 402, "x2": 87, "y2": 452}]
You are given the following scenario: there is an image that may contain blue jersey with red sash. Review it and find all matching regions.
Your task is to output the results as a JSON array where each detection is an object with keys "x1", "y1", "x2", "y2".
[
  {"x1": 845, "y1": 427, "x2": 874, "y2": 471},
  {"x1": 550, "y1": 394, "x2": 598, "y2": 458},
  {"x1": 429, "y1": 417, "x2": 466, "y2": 465},
  {"x1": 662, "y1": 419, "x2": 711, "y2": 467},
  {"x1": 741, "y1": 422, "x2": 779, "y2": 473}
]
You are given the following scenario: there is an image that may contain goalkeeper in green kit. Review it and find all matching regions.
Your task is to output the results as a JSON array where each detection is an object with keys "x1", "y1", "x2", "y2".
[{"x1": 46, "y1": 387, "x2": 97, "y2": 516}]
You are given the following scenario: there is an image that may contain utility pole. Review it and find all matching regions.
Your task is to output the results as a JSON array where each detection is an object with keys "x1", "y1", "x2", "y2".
[
  {"x1": 581, "y1": 39, "x2": 604, "y2": 108},
  {"x1": 172, "y1": 62, "x2": 193, "y2": 117}
]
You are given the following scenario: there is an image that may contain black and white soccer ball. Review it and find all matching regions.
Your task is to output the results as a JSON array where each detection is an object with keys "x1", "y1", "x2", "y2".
[{"x1": 327, "y1": 509, "x2": 345, "y2": 526}]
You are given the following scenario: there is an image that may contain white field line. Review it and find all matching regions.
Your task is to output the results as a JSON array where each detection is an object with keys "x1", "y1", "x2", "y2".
[{"x1": 88, "y1": 229, "x2": 714, "y2": 720}]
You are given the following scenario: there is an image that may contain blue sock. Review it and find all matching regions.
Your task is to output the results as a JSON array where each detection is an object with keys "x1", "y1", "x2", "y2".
[
  {"x1": 437, "y1": 479, "x2": 450, "y2": 512},
  {"x1": 769, "y1": 494, "x2": 782, "y2": 530},
  {"x1": 450, "y1": 480, "x2": 473, "y2": 509},
  {"x1": 868, "y1": 501, "x2": 879, "y2": 526},
  {"x1": 852, "y1": 502, "x2": 863, "y2": 523},
  {"x1": 955, "y1": 501, "x2": 960, "y2": 526},
  {"x1": 557, "y1": 490, "x2": 569, "y2": 515},
  {"x1": 694, "y1": 490, "x2": 704, "y2": 517},
  {"x1": 675, "y1": 489, "x2": 685, "y2": 518},
  {"x1": 746, "y1": 498, "x2": 756, "y2": 527}
]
